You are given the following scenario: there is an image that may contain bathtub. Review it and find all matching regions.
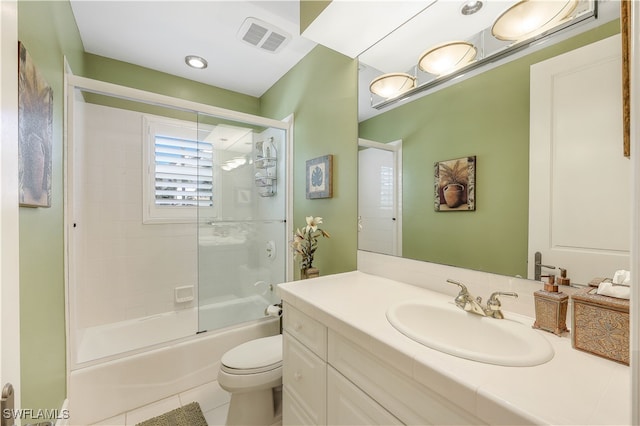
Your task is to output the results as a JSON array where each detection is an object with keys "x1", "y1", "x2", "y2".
[
  {"x1": 69, "y1": 296, "x2": 280, "y2": 425},
  {"x1": 74, "y1": 294, "x2": 274, "y2": 365}
]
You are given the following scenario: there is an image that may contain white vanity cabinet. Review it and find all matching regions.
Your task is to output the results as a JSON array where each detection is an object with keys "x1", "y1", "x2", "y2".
[
  {"x1": 282, "y1": 303, "x2": 327, "y2": 425},
  {"x1": 282, "y1": 302, "x2": 478, "y2": 425},
  {"x1": 326, "y1": 366, "x2": 403, "y2": 425},
  {"x1": 279, "y1": 268, "x2": 632, "y2": 426}
]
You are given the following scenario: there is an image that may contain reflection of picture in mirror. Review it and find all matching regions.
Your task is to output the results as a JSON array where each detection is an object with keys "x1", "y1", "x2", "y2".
[
  {"x1": 434, "y1": 156, "x2": 475, "y2": 211},
  {"x1": 18, "y1": 41, "x2": 53, "y2": 208}
]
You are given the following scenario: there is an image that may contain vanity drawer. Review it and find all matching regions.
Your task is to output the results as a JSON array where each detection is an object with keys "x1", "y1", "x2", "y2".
[
  {"x1": 283, "y1": 332, "x2": 327, "y2": 425},
  {"x1": 283, "y1": 302, "x2": 327, "y2": 360}
]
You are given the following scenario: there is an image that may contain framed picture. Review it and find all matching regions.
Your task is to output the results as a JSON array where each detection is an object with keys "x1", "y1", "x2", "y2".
[
  {"x1": 434, "y1": 156, "x2": 476, "y2": 211},
  {"x1": 621, "y1": 0, "x2": 630, "y2": 157},
  {"x1": 18, "y1": 41, "x2": 53, "y2": 208},
  {"x1": 306, "y1": 155, "x2": 333, "y2": 199}
]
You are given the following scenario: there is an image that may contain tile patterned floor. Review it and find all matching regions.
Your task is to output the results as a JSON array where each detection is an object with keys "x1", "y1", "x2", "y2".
[{"x1": 90, "y1": 381, "x2": 230, "y2": 426}]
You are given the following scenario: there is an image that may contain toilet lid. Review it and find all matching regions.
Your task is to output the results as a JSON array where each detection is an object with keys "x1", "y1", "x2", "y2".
[{"x1": 221, "y1": 334, "x2": 282, "y2": 371}]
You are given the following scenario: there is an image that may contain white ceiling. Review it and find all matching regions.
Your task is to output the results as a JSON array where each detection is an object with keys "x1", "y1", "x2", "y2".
[
  {"x1": 70, "y1": 0, "x2": 317, "y2": 97},
  {"x1": 70, "y1": 0, "x2": 620, "y2": 123}
]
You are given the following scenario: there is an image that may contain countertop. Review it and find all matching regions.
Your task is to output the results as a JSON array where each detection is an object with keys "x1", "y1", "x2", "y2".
[{"x1": 278, "y1": 271, "x2": 631, "y2": 425}]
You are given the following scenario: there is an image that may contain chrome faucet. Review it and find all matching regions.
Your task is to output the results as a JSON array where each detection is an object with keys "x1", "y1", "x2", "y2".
[
  {"x1": 446, "y1": 279, "x2": 518, "y2": 319},
  {"x1": 446, "y1": 279, "x2": 486, "y2": 316}
]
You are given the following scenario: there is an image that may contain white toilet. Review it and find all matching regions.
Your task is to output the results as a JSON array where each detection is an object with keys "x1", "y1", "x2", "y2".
[{"x1": 218, "y1": 334, "x2": 283, "y2": 425}]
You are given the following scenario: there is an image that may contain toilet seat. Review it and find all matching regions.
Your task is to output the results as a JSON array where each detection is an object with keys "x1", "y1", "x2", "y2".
[{"x1": 221, "y1": 334, "x2": 282, "y2": 375}]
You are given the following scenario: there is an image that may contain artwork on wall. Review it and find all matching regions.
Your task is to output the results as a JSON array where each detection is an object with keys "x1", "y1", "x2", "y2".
[
  {"x1": 434, "y1": 156, "x2": 476, "y2": 211},
  {"x1": 306, "y1": 155, "x2": 333, "y2": 199},
  {"x1": 18, "y1": 41, "x2": 53, "y2": 208}
]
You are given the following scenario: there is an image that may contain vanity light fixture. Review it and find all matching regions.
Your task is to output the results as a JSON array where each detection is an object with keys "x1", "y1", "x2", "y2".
[
  {"x1": 369, "y1": 72, "x2": 416, "y2": 99},
  {"x1": 185, "y1": 55, "x2": 208, "y2": 69},
  {"x1": 491, "y1": 0, "x2": 579, "y2": 41},
  {"x1": 369, "y1": 0, "x2": 595, "y2": 110},
  {"x1": 418, "y1": 41, "x2": 477, "y2": 76}
]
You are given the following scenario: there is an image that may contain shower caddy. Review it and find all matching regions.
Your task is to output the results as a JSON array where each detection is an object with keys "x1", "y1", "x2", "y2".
[{"x1": 255, "y1": 137, "x2": 277, "y2": 197}]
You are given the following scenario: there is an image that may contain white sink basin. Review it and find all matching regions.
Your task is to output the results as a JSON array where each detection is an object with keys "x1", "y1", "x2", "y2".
[{"x1": 386, "y1": 299, "x2": 554, "y2": 367}]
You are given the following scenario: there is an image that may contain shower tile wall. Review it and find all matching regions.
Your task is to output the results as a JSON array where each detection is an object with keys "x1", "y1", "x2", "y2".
[{"x1": 73, "y1": 103, "x2": 198, "y2": 329}]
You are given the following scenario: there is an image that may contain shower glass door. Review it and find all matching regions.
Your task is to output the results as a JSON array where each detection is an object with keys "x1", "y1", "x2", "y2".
[
  {"x1": 68, "y1": 86, "x2": 202, "y2": 365},
  {"x1": 196, "y1": 112, "x2": 287, "y2": 332}
]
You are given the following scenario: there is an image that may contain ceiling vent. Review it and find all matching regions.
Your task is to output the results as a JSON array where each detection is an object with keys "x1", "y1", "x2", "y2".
[{"x1": 237, "y1": 17, "x2": 291, "y2": 53}]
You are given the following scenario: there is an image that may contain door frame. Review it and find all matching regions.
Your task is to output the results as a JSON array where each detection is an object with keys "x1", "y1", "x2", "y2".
[
  {"x1": 0, "y1": 0, "x2": 22, "y2": 411},
  {"x1": 357, "y1": 138, "x2": 402, "y2": 256}
]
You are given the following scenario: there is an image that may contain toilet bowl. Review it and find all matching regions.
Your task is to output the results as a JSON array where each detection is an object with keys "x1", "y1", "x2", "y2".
[{"x1": 218, "y1": 334, "x2": 283, "y2": 426}]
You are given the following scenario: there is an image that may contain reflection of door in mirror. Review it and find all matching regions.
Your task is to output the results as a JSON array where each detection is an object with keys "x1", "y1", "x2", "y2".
[
  {"x1": 358, "y1": 139, "x2": 402, "y2": 256},
  {"x1": 529, "y1": 34, "x2": 630, "y2": 286}
]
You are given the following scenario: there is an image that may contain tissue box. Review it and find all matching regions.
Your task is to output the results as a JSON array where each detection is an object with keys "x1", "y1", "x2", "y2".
[{"x1": 571, "y1": 287, "x2": 629, "y2": 365}]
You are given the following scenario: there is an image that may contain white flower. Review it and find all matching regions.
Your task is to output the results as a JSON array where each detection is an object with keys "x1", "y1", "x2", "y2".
[
  {"x1": 305, "y1": 216, "x2": 323, "y2": 233},
  {"x1": 290, "y1": 216, "x2": 329, "y2": 270}
]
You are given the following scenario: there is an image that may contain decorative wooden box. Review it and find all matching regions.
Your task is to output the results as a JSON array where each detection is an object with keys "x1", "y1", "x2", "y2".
[
  {"x1": 571, "y1": 287, "x2": 630, "y2": 365},
  {"x1": 533, "y1": 290, "x2": 569, "y2": 335}
]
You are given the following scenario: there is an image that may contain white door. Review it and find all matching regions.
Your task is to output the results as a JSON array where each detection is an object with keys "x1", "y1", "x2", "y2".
[
  {"x1": 0, "y1": 0, "x2": 22, "y2": 414},
  {"x1": 358, "y1": 139, "x2": 401, "y2": 256},
  {"x1": 528, "y1": 34, "x2": 630, "y2": 285}
]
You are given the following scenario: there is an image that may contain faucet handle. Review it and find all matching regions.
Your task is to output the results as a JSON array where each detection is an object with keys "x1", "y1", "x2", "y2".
[
  {"x1": 485, "y1": 291, "x2": 518, "y2": 319},
  {"x1": 446, "y1": 279, "x2": 467, "y2": 291},
  {"x1": 486, "y1": 291, "x2": 518, "y2": 310},
  {"x1": 446, "y1": 279, "x2": 470, "y2": 309}
]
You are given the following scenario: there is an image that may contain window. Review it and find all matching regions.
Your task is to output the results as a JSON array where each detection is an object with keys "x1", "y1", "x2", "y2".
[
  {"x1": 143, "y1": 116, "x2": 217, "y2": 223},
  {"x1": 379, "y1": 165, "x2": 394, "y2": 209}
]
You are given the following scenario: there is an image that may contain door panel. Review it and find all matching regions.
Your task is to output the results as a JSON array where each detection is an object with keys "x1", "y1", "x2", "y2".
[
  {"x1": 529, "y1": 35, "x2": 630, "y2": 285},
  {"x1": 358, "y1": 143, "x2": 400, "y2": 256}
]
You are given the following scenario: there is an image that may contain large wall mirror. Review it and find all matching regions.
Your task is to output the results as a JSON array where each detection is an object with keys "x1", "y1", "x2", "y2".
[{"x1": 357, "y1": 1, "x2": 630, "y2": 286}]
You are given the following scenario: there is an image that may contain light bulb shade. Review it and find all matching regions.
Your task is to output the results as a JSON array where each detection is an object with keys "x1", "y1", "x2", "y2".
[
  {"x1": 369, "y1": 73, "x2": 416, "y2": 99},
  {"x1": 491, "y1": 0, "x2": 578, "y2": 42},
  {"x1": 418, "y1": 41, "x2": 477, "y2": 76}
]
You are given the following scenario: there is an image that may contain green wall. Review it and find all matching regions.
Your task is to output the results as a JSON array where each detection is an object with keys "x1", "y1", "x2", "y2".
[
  {"x1": 82, "y1": 53, "x2": 261, "y2": 116},
  {"x1": 359, "y1": 20, "x2": 620, "y2": 277},
  {"x1": 300, "y1": 0, "x2": 332, "y2": 33},
  {"x1": 261, "y1": 45, "x2": 359, "y2": 276},
  {"x1": 17, "y1": 0, "x2": 85, "y2": 415}
]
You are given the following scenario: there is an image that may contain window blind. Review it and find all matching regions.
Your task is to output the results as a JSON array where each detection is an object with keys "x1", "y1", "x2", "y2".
[{"x1": 154, "y1": 135, "x2": 213, "y2": 207}]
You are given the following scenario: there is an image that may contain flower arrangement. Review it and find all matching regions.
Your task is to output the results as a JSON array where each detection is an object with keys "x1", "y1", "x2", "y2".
[{"x1": 291, "y1": 216, "x2": 330, "y2": 270}]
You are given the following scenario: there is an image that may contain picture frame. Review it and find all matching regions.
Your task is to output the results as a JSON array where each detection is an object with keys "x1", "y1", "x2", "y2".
[
  {"x1": 18, "y1": 41, "x2": 53, "y2": 208},
  {"x1": 306, "y1": 155, "x2": 333, "y2": 199},
  {"x1": 434, "y1": 156, "x2": 476, "y2": 211},
  {"x1": 621, "y1": 0, "x2": 630, "y2": 157}
]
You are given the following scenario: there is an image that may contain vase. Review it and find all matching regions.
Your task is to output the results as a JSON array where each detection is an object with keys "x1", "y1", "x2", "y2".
[
  {"x1": 443, "y1": 183, "x2": 465, "y2": 208},
  {"x1": 301, "y1": 267, "x2": 320, "y2": 279}
]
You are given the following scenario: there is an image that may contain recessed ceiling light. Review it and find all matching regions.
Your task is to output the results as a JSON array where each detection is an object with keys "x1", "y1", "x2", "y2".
[
  {"x1": 185, "y1": 55, "x2": 208, "y2": 69},
  {"x1": 461, "y1": 1, "x2": 483, "y2": 16}
]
